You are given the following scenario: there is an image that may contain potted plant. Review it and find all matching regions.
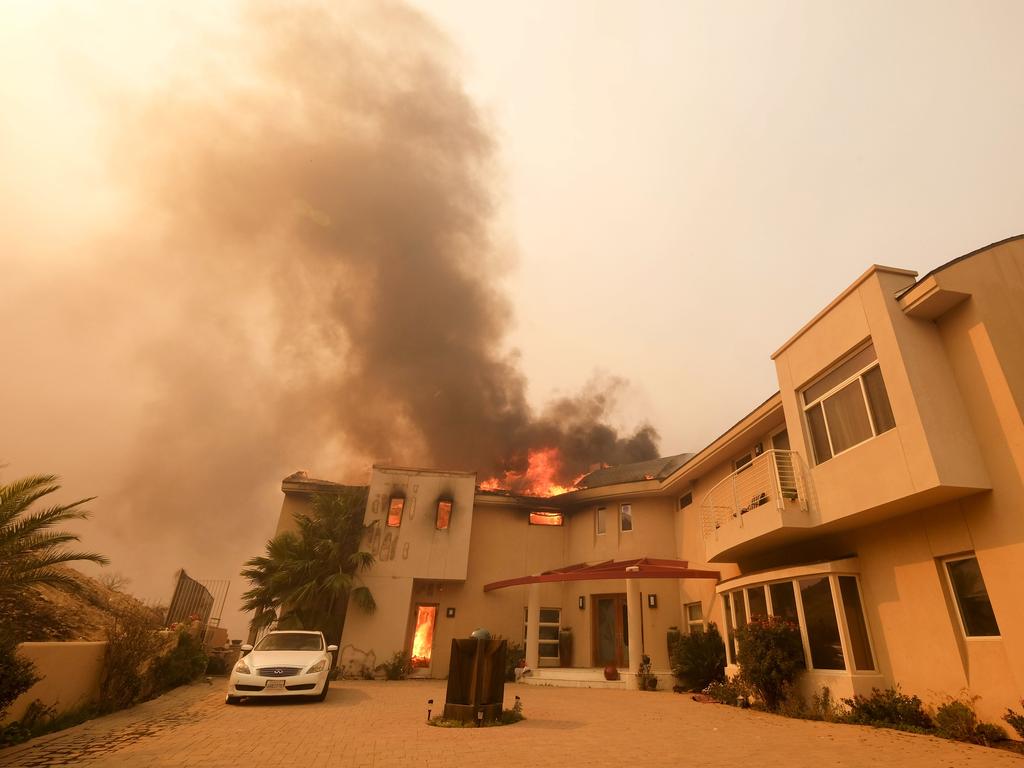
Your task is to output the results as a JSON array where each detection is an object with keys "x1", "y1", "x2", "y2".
[{"x1": 636, "y1": 654, "x2": 658, "y2": 690}]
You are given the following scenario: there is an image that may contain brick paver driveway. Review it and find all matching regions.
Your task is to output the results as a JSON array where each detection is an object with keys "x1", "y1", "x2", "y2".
[{"x1": 1, "y1": 680, "x2": 1020, "y2": 768}]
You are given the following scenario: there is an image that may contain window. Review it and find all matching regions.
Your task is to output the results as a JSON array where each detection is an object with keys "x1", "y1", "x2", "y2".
[
  {"x1": 595, "y1": 507, "x2": 606, "y2": 535},
  {"x1": 524, "y1": 607, "x2": 561, "y2": 660},
  {"x1": 724, "y1": 573, "x2": 875, "y2": 673},
  {"x1": 799, "y1": 577, "x2": 844, "y2": 670},
  {"x1": 679, "y1": 492, "x2": 693, "y2": 509},
  {"x1": 620, "y1": 504, "x2": 633, "y2": 532},
  {"x1": 529, "y1": 511, "x2": 563, "y2": 526},
  {"x1": 944, "y1": 556, "x2": 1000, "y2": 637},
  {"x1": 685, "y1": 601, "x2": 704, "y2": 634},
  {"x1": 802, "y1": 343, "x2": 896, "y2": 464},
  {"x1": 734, "y1": 453, "x2": 753, "y2": 472},
  {"x1": 746, "y1": 586, "x2": 768, "y2": 620},
  {"x1": 435, "y1": 499, "x2": 452, "y2": 530},
  {"x1": 387, "y1": 497, "x2": 404, "y2": 527},
  {"x1": 839, "y1": 576, "x2": 873, "y2": 670}
]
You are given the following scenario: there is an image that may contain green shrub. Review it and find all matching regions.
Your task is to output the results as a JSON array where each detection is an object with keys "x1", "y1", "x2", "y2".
[
  {"x1": 152, "y1": 631, "x2": 208, "y2": 693},
  {"x1": 671, "y1": 623, "x2": 726, "y2": 691},
  {"x1": 934, "y1": 698, "x2": 1007, "y2": 745},
  {"x1": 205, "y1": 655, "x2": 229, "y2": 676},
  {"x1": 0, "y1": 633, "x2": 40, "y2": 722},
  {"x1": 1004, "y1": 701, "x2": 1024, "y2": 740},
  {"x1": 99, "y1": 606, "x2": 162, "y2": 713},
  {"x1": 378, "y1": 651, "x2": 413, "y2": 680},
  {"x1": 735, "y1": 617, "x2": 804, "y2": 710},
  {"x1": 843, "y1": 687, "x2": 933, "y2": 730}
]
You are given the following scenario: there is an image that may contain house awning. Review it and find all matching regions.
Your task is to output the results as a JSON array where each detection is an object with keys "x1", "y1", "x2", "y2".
[{"x1": 483, "y1": 557, "x2": 720, "y2": 592}]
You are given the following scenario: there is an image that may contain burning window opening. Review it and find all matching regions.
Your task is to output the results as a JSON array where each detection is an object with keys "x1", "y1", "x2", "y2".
[
  {"x1": 436, "y1": 499, "x2": 452, "y2": 530},
  {"x1": 529, "y1": 511, "x2": 563, "y2": 526},
  {"x1": 387, "y1": 497, "x2": 405, "y2": 527},
  {"x1": 411, "y1": 605, "x2": 437, "y2": 668}
]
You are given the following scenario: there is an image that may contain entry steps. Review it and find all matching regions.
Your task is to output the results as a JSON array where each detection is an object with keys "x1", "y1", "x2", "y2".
[{"x1": 518, "y1": 667, "x2": 628, "y2": 689}]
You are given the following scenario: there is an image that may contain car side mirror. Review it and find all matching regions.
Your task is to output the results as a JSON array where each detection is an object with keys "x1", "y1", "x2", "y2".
[
  {"x1": 327, "y1": 645, "x2": 338, "y2": 652},
  {"x1": 240, "y1": 644, "x2": 253, "y2": 655}
]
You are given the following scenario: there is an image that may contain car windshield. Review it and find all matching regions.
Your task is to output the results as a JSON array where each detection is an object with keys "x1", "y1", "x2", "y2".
[{"x1": 255, "y1": 633, "x2": 323, "y2": 652}]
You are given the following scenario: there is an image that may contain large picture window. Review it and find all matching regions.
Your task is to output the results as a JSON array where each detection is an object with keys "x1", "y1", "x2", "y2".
[
  {"x1": 722, "y1": 572, "x2": 875, "y2": 673},
  {"x1": 944, "y1": 555, "x2": 1000, "y2": 637},
  {"x1": 802, "y1": 343, "x2": 895, "y2": 464}
]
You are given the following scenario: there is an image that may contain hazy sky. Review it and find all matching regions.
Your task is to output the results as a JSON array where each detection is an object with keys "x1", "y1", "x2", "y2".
[{"x1": 3, "y1": 0, "x2": 1023, "y2": 637}]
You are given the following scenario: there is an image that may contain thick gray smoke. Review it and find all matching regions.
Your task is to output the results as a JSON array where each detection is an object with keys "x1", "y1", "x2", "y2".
[{"x1": 0, "y1": 1, "x2": 657, "y2": 629}]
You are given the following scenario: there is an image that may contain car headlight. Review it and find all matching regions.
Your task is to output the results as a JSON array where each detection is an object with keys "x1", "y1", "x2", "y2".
[
  {"x1": 234, "y1": 659, "x2": 251, "y2": 674},
  {"x1": 307, "y1": 659, "x2": 327, "y2": 674}
]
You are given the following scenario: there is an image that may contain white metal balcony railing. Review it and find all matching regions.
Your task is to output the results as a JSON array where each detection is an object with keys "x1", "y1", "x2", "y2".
[{"x1": 700, "y1": 450, "x2": 811, "y2": 539}]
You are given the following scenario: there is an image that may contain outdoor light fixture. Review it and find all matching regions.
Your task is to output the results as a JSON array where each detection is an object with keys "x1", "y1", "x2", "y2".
[
  {"x1": 427, "y1": 698, "x2": 433, "y2": 721},
  {"x1": 578, "y1": 595, "x2": 585, "y2": 610},
  {"x1": 476, "y1": 710, "x2": 484, "y2": 727},
  {"x1": 648, "y1": 593, "x2": 658, "y2": 608},
  {"x1": 446, "y1": 607, "x2": 456, "y2": 618}
]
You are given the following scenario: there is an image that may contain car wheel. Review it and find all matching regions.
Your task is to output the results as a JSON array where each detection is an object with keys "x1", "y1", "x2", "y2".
[
  {"x1": 225, "y1": 695, "x2": 241, "y2": 705},
  {"x1": 316, "y1": 679, "x2": 330, "y2": 702}
]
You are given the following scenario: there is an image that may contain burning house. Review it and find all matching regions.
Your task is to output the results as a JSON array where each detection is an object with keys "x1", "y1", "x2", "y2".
[{"x1": 272, "y1": 236, "x2": 1024, "y2": 722}]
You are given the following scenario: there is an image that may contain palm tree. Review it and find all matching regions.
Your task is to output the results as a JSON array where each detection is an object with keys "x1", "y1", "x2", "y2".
[
  {"x1": 241, "y1": 487, "x2": 376, "y2": 644},
  {"x1": 0, "y1": 474, "x2": 109, "y2": 597}
]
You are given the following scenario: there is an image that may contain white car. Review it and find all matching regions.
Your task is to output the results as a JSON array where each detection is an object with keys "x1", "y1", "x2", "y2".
[{"x1": 226, "y1": 630, "x2": 338, "y2": 704}]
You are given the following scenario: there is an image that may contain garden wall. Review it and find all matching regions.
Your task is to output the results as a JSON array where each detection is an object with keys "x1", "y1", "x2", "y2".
[{"x1": 3, "y1": 641, "x2": 107, "y2": 723}]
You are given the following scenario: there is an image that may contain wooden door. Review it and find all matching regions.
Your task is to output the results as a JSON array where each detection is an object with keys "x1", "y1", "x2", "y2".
[{"x1": 592, "y1": 594, "x2": 629, "y2": 667}]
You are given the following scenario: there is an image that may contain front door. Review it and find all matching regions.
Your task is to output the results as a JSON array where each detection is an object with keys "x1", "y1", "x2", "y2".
[
  {"x1": 592, "y1": 594, "x2": 629, "y2": 667},
  {"x1": 410, "y1": 604, "x2": 437, "y2": 672}
]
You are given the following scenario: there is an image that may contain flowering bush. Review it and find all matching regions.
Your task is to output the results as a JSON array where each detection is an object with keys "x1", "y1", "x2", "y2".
[{"x1": 735, "y1": 617, "x2": 804, "y2": 711}]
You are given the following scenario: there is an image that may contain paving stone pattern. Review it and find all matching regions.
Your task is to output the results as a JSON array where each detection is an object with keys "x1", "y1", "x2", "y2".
[{"x1": 1, "y1": 680, "x2": 1020, "y2": 768}]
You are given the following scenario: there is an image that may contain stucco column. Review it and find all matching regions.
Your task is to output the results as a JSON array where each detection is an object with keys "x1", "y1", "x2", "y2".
[
  {"x1": 625, "y1": 578, "x2": 643, "y2": 689},
  {"x1": 526, "y1": 582, "x2": 541, "y2": 669}
]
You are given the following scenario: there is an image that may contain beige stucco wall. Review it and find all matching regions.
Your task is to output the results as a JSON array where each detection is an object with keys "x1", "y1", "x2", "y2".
[{"x1": 3, "y1": 641, "x2": 107, "y2": 724}]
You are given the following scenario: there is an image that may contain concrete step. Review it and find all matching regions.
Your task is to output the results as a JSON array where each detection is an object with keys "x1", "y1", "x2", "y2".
[{"x1": 519, "y1": 668, "x2": 628, "y2": 689}]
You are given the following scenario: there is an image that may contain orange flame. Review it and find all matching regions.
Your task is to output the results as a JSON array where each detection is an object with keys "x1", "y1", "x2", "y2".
[
  {"x1": 478, "y1": 447, "x2": 585, "y2": 497},
  {"x1": 411, "y1": 605, "x2": 436, "y2": 668}
]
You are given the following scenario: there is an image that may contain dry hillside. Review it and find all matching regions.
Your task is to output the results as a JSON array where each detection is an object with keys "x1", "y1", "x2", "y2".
[{"x1": 1, "y1": 568, "x2": 163, "y2": 642}]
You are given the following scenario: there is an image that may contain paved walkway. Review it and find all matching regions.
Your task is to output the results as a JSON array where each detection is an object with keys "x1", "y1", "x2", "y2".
[{"x1": 1, "y1": 680, "x2": 1020, "y2": 767}]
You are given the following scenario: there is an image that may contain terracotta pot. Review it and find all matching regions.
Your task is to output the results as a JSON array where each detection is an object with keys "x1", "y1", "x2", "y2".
[{"x1": 603, "y1": 665, "x2": 619, "y2": 681}]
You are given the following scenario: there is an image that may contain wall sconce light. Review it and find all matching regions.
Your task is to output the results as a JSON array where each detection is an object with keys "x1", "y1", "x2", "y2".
[
  {"x1": 578, "y1": 596, "x2": 586, "y2": 610},
  {"x1": 446, "y1": 607, "x2": 456, "y2": 618},
  {"x1": 427, "y1": 698, "x2": 433, "y2": 721},
  {"x1": 647, "y1": 593, "x2": 658, "y2": 609}
]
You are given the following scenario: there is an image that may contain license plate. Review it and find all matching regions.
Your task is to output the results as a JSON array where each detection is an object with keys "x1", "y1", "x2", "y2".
[{"x1": 265, "y1": 679, "x2": 286, "y2": 689}]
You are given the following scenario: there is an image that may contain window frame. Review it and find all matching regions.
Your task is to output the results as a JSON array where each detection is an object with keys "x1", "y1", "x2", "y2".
[
  {"x1": 685, "y1": 601, "x2": 704, "y2": 634},
  {"x1": 523, "y1": 606, "x2": 562, "y2": 662},
  {"x1": 722, "y1": 573, "x2": 876, "y2": 673},
  {"x1": 942, "y1": 554, "x2": 1001, "y2": 639},
  {"x1": 678, "y1": 492, "x2": 693, "y2": 509},
  {"x1": 619, "y1": 503, "x2": 633, "y2": 533},
  {"x1": 595, "y1": 506, "x2": 607, "y2": 536},
  {"x1": 802, "y1": 342, "x2": 895, "y2": 464}
]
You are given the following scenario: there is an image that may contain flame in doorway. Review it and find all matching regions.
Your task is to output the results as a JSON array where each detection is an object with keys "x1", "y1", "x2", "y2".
[{"x1": 411, "y1": 605, "x2": 436, "y2": 668}]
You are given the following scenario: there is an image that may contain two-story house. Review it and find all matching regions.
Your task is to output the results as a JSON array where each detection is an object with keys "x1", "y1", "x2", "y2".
[{"x1": 273, "y1": 235, "x2": 1024, "y2": 720}]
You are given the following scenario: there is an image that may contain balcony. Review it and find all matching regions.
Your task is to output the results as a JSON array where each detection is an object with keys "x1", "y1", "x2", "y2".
[{"x1": 700, "y1": 450, "x2": 816, "y2": 562}]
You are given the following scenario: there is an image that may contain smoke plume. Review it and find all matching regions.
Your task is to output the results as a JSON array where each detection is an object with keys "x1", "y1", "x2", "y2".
[{"x1": 0, "y1": 0, "x2": 658, "y2": 630}]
